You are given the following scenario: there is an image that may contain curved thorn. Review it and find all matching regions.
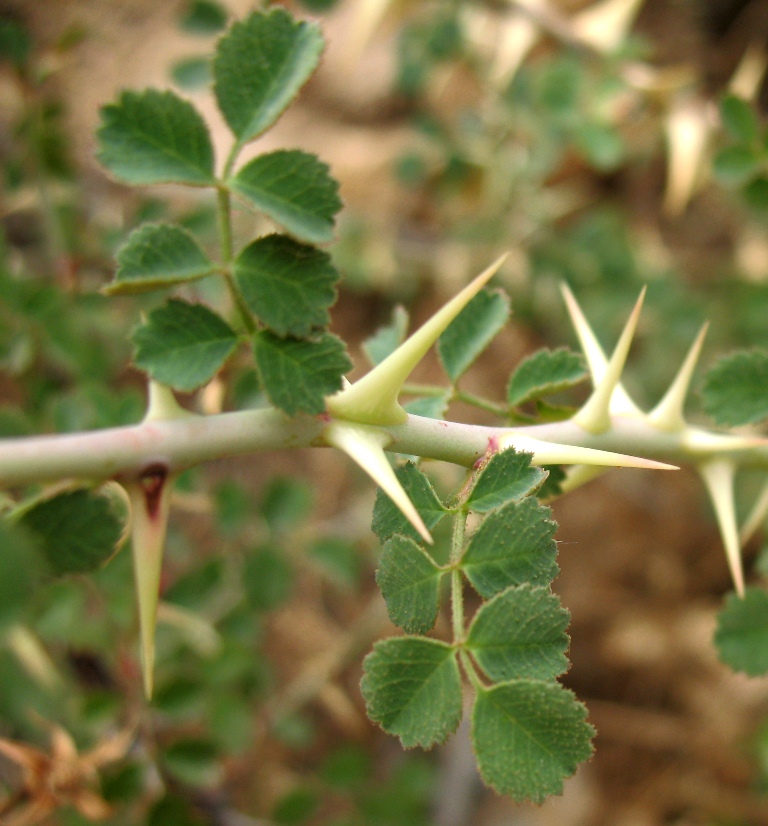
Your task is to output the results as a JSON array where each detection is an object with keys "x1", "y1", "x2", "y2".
[
  {"x1": 560, "y1": 283, "x2": 641, "y2": 417},
  {"x1": 648, "y1": 322, "x2": 708, "y2": 432},
  {"x1": 499, "y1": 434, "x2": 677, "y2": 470},
  {"x1": 328, "y1": 255, "x2": 507, "y2": 426},
  {"x1": 699, "y1": 460, "x2": 744, "y2": 597},
  {"x1": 740, "y1": 478, "x2": 768, "y2": 546},
  {"x1": 324, "y1": 421, "x2": 432, "y2": 544},
  {"x1": 573, "y1": 288, "x2": 646, "y2": 433}
]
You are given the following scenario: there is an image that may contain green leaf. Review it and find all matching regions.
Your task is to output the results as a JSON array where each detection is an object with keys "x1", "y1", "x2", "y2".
[
  {"x1": 702, "y1": 349, "x2": 768, "y2": 426},
  {"x1": 466, "y1": 585, "x2": 569, "y2": 681},
  {"x1": 437, "y1": 288, "x2": 510, "y2": 382},
  {"x1": 461, "y1": 498, "x2": 558, "y2": 597},
  {"x1": 472, "y1": 681, "x2": 594, "y2": 803},
  {"x1": 179, "y1": 0, "x2": 228, "y2": 35},
  {"x1": 720, "y1": 95, "x2": 759, "y2": 145},
  {"x1": 377, "y1": 535, "x2": 444, "y2": 634},
  {"x1": 133, "y1": 300, "x2": 238, "y2": 392},
  {"x1": 20, "y1": 488, "x2": 124, "y2": 576},
  {"x1": 105, "y1": 223, "x2": 216, "y2": 295},
  {"x1": 743, "y1": 176, "x2": 768, "y2": 213},
  {"x1": 712, "y1": 145, "x2": 761, "y2": 187},
  {"x1": 575, "y1": 121, "x2": 624, "y2": 172},
  {"x1": 213, "y1": 9, "x2": 324, "y2": 144},
  {"x1": 253, "y1": 331, "x2": 350, "y2": 416},
  {"x1": 361, "y1": 637, "x2": 463, "y2": 749},
  {"x1": 363, "y1": 306, "x2": 409, "y2": 367},
  {"x1": 161, "y1": 738, "x2": 222, "y2": 787},
  {"x1": 234, "y1": 235, "x2": 339, "y2": 337},
  {"x1": 403, "y1": 392, "x2": 450, "y2": 420},
  {"x1": 243, "y1": 545, "x2": 293, "y2": 612},
  {"x1": 97, "y1": 90, "x2": 215, "y2": 186},
  {"x1": 714, "y1": 588, "x2": 768, "y2": 676},
  {"x1": 229, "y1": 151, "x2": 341, "y2": 244},
  {"x1": 0, "y1": 520, "x2": 43, "y2": 630},
  {"x1": 467, "y1": 449, "x2": 546, "y2": 513},
  {"x1": 507, "y1": 348, "x2": 587, "y2": 407},
  {"x1": 371, "y1": 462, "x2": 449, "y2": 544}
]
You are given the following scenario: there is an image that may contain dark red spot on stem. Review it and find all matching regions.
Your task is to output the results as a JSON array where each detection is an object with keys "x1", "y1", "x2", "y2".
[{"x1": 139, "y1": 463, "x2": 168, "y2": 520}]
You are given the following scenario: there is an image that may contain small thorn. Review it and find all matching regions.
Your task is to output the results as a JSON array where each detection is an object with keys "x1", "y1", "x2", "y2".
[
  {"x1": 740, "y1": 478, "x2": 768, "y2": 546},
  {"x1": 663, "y1": 96, "x2": 710, "y2": 217},
  {"x1": 499, "y1": 434, "x2": 677, "y2": 471},
  {"x1": 573, "y1": 288, "x2": 646, "y2": 433},
  {"x1": 699, "y1": 460, "x2": 744, "y2": 597},
  {"x1": 560, "y1": 283, "x2": 641, "y2": 417},
  {"x1": 324, "y1": 421, "x2": 433, "y2": 543},
  {"x1": 648, "y1": 323, "x2": 708, "y2": 432},
  {"x1": 328, "y1": 255, "x2": 507, "y2": 426},
  {"x1": 144, "y1": 381, "x2": 192, "y2": 423},
  {"x1": 729, "y1": 40, "x2": 768, "y2": 102}
]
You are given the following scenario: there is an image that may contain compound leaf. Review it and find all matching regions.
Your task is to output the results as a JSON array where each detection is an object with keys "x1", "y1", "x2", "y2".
[
  {"x1": 507, "y1": 348, "x2": 587, "y2": 407},
  {"x1": 97, "y1": 90, "x2": 215, "y2": 186},
  {"x1": 229, "y1": 150, "x2": 341, "y2": 244},
  {"x1": 371, "y1": 462, "x2": 448, "y2": 544},
  {"x1": 377, "y1": 535, "x2": 444, "y2": 634},
  {"x1": 361, "y1": 637, "x2": 462, "y2": 749},
  {"x1": 234, "y1": 235, "x2": 339, "y2": 337},
  {"x1": 472, "y1": 680, "x2": 594, "y2": 803},
  {"x1": 714, "y1": 588, "x2": 768, "y2": 676},
  {"x1": 437, "y1": 288, "x2": 510, "y2": 382},
  {"x1": 21, "y1": 488, "x2": 125, "y2": 576},
  {"x1": 214, "y1": 9, "x2": 323, "y2": 144},
  {"x1": 702, "y1": 349, "x2": 768, "y2": 427},
  {"x1": 467, "y1": 449, "x2": 546, "y2": 513},
  {"x1": 133, "y1": 300, "x2": 238, "y2": 391},
  {"x1": 461, "y1": 498, "x2": 558, "y2": 597},
  {"x1": 466, "y1": 585, "x2": 569, "y2": 681},
  {"x1": 720, "y1": 94, "x2": 759, "y2": 145},
  {"x1": 253, "y1": 331, "x2": 350, "y2": 416},
  {"x1": 105, "y1": 223, "x2": 216, "y2": 295}
]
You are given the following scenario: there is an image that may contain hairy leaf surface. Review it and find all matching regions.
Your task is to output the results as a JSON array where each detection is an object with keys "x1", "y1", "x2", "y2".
[
  {"x1": 253, "y1": 331, "x2": 350, "y2": 415},
  {"x1": 438, "y1": 288, "x2": 510, "y2": 382},
  {"x1": 507, "y1": 348, "x2": 587, "y2": 407},
  {"x1": 461, "y1": 498, "x2": 558, "y2": 597},
  {"x1": 97, "y1": 90, "x2": 215, "y2": 186},
  {"x1": 702, "y1": 349, "x2": 768, "y2": 426},
  {"x1": 472, "y1": 680, "x2": 594, "y2": 803},
  {"x1": 229, "y1": 150, "x2": 341, "y2": 244},
  {"x1": 106, "y1": 224, "x2": 216, "y2": 295},
  {"x1": 214, "y1": 9, "x2": 323, "y2": 144},
  {"x1": 234, "y1": 235, "x2": 339, "y2": 337},
  {"x1": 133, "y1": 300, "x2": 238, "y2": 391},
  {"x1": 377, "y1": 535, "x2": 443, "y2": 634},
  {"x1": 467, "y1": 449, "x2": 546, "y2": 513},
  {"x1": 21, "y1": 488, "x2": 124, "y2": 576},
  {"x1": 466, "y1": 585, "x2": 569, "y2": 681},
  {"x1": 372, "y1": 462, "x2": 448, "y2": 544},
  {"x1": 714, "y1": 588, "x2": 768, "y2": 676},
  {"x1": 361, "y1": 637, "x2": 462, "y2": 749}
]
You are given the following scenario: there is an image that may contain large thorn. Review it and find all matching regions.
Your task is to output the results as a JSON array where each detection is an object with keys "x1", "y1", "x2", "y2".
[
  {"x1": 144, "y1": 380, "x2": 192, "y2": 423},
  {"x1": 648, "y1": 323, "x2": 708, "y2": 432},
  {"x1": 560, "y1": 283, "x2": 641, "y2": 417},
  {"x1": 573, "y1": 288, "x2": 646, "y2": 434},
  {"x1": 324, "y1": 421, "x2": 432, "y2": 544},
  {"x1": 499, "y1": 433, "x2": 677, "y2": 471},
  {"x1": 699, "y1": 460, "x2": 744, "y2": 597},
  {"x1": 328, "y1": 255, "x2": 507, "y2": 426},
  {"x1": 124, "y1": 466, "x2": 174, "y2": 698}
]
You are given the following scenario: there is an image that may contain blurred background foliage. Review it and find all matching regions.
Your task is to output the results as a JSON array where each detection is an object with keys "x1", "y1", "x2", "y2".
[{"x1": 2, "y1": 0, "x2": 768, "y2": 824}]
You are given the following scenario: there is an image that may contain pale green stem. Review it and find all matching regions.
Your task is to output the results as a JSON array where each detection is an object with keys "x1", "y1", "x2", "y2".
[
  {"x1": 450, "y1": 510, "x2": 468, "y2": 644},
  {"x1": 216, "y1": 184, "x2": 255, "y2": 335},
  {"x1": 1, "y1": 410, "x2": 768, "y2": 489}
]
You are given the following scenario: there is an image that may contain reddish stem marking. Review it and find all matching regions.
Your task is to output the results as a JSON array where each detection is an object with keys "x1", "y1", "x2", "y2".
[{"x1": 139, "y1": 463, "x2": 168, "y2": 520}]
